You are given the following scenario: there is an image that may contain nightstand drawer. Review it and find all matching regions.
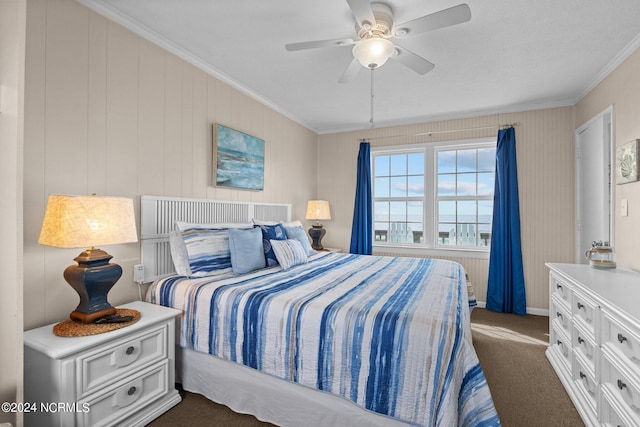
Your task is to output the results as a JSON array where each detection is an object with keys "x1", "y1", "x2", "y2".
[
  {"x1": 78, "y1": 324, "x2": 167, "y2": 398},
  {"x1": 572, "y1": 290, "x2": 597, "y2": 340},
  {"x1": 78, "y1": 360, "x2": 169, "y2": 427}
]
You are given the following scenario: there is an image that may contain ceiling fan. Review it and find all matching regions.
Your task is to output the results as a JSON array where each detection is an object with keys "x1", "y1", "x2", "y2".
[{"x1": 285, "y1": 0, "x2": 471, "y2": 83}]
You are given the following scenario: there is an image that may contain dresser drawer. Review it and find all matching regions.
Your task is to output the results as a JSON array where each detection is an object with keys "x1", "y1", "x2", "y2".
[
  {"x1": 78, "y1": 324, "x2": 168, "y2": 399},
  {"x1": 573, "y1": 290, "x2": 598, "y2": 340},
  {"x1": 551, "y1": 296, "x2": 572, "y2": 337},
  {"x1": 602, "y1": 310, "x2": 640, "y2": 373},
  {"x1": 601, "y1": 354, "x2": 640, "y2": 424},
  {"x1": 551, "y1": 274, "x2": 573, "y2": 306},
  {"x1": 78, "y1": 360, "x2": 169, "y2": 427},
  {"x1": 550, "y1": 323, "x2": 572, "y2": 372},
  {"x1": 574, "y1": 354, "x2": 598, "y2": 413},
  {"x1": 601, "y1": 386, "x2": 637, "y2": 427},
  {"x1": 573, "y1": 322, "x2": 597, "y2": 374}
]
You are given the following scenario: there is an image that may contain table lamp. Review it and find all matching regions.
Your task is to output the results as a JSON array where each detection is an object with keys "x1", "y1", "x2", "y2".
[
  {"x1": 305, "y1": 200, "x2": 331, "y2": 250},
  {"x1": 38, "y1": 194, "x2": 138, "y2": 323}
]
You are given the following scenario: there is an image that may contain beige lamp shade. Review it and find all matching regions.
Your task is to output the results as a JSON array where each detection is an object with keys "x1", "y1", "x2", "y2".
[
  {"x1": 305, "y1": 200, "x2": 331, "y2": 221},
  {"x1": 39, "y1": 194, "x2": 138, "y2": 249}
]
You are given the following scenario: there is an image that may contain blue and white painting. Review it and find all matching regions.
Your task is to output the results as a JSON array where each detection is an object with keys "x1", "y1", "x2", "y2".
[{"x1": 215, "y1": 124, "x2": 265, "y2": 191}]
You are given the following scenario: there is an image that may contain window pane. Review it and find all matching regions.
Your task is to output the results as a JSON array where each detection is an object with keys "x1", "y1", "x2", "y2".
[
  {"x1": 390, "y1": 176, "x2": 407, "y2": 197},
  {"x1": 374, "y1": 222, "x2": 389, "y2": 242},
  {"x1": 478, "y1": 172, "x2": 494, "y2": 196},
  {"x1": 407, "y1": 201, "x2": 423, "y2": 223},
  {"x1": 407, "y1": 175, "x2": 424, "y2": 197},
  {"x1": 438, "y1": 174, "x2": 456, "y2": 196},
  {"x1": 457, "y1": 173, "x2": 477, "y2": 196},
  {"x1": 478, "y1": 148, "x2": 495, "y2": 172},
  {"x1": 457, "y1": 149, "x2": 476, "y2": 173},
  {"x1": 438, "y1": 223, "x2": 455, "y2": 245},
  {"x1": 407, "y1": 153, "x2": 424, "y2": 175},
  {"x1": 374, "y1": 177, "x2": 390, "y2": 197},
  {"x1": 374, "y1": 155, "x2": 389, "y2": 176},
  {"x1": 457, "y1": 200, "x2": 477, "y2": 223},
  {"x1": 374, "y1": 201, "x2": 389, "y2": 222},
  {"x1": 457, "y1": 223, "x2": 477, "y2": 246},
  {"x1": 478, "y1": 224, "x2": 491, "y2": 247},
  {"x1": 389, "y1": 201, "x2": 407, "y2": 222},
  {"x1": 478, "y1": 200, "x2": 493, "y2": 223},
  {"x1": 438, "y1": 200, "x2": 455, "y2": 223},
  {"x1": 390, "y1": 154, "x2": 406, "y2": 175},
  {"x1": 438, "y1": 151, "x2": 456, "y2": 173}
]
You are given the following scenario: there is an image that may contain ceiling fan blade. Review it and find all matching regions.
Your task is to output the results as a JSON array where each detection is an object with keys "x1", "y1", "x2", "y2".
[
  {"x1": 393, "y1": 4, "x2": 471, "y2": 38},
  {"x1": 285, "y1": 38, "x2": 354, "y2": 51},
  {"x1": 339, "y1": 58, "x2": 361, "y2": 83},
  {"x1": 346, "y1": 0, "x2": 377, "y2": 29},
  {"x1": 391, "y1": 45, "x2": 435, "y2": 75}
]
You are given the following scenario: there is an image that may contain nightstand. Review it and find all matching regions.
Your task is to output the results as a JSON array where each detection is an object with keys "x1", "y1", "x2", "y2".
[
  {"x1": 321, "y1": 247, "x2": 342, "y2": 253},
  {"x1": 24, "y1": 301, "x2": 182, "y2": 427}
]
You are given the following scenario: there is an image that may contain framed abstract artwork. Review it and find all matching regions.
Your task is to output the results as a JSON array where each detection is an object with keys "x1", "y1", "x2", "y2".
[
  {"x1": 616, "y1": 139, "x2": 639, "y2": 185},
  {"x1": 214, "y1": 124, "x2": 265, "y2": 191}
]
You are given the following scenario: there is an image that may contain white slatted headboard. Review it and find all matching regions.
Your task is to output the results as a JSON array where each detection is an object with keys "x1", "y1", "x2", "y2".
[{"x1": 140, "y1": 195, "x2": 292, "y2": 282}]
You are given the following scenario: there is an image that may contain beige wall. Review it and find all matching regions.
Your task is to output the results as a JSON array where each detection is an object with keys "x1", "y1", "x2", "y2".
[
  {"x1": 576, "y1": 48, "x2": 640, "y2": 271},
  {"x1": 318, "y1": 107, "x2": 577, "y2": 312},
  {"x1": 0, "y1": 0, "x2": 25, "y2": 424},
  {"x1": 22, "y1": 0, "x2": 318, "y2": 329}
]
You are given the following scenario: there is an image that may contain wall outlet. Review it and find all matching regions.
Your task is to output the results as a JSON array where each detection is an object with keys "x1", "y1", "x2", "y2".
[{"x1": 133, "y1": 264, "x2": 145, "y2": 284}]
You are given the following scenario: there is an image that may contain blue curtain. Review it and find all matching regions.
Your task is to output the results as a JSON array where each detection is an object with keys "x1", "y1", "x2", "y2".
[
  {"x1": 349, "y1": 142, "x2": 373, "y2": 255},
  {"x1": 487, "y1": 127, "x2": 526, "y2": 314}
]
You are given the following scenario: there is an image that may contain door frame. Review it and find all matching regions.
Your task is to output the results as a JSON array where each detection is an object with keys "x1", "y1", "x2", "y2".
[{"x1": 574, "y1": 105, "x2": 614, "y2": 263}]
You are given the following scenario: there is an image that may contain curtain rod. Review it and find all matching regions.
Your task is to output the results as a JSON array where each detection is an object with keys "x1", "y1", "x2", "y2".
[{"x1": 360, "y1": 122, "x2": 519, "y2": 142}]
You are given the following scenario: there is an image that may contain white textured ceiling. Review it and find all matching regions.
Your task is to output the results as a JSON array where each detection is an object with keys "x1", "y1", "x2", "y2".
[{"x1": 79, "y1": 0, "x2": 640, "y2": 134}]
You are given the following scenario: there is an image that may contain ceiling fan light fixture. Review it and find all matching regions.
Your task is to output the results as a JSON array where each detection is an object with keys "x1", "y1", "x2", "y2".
[{"x1": 353, "y1": 37, "x2": 394, "y2": 69}]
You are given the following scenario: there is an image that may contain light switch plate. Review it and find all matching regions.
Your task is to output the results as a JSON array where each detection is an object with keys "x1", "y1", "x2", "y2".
[{"x1": 621, "y1": 198, "x2": 628, "y2": 217}]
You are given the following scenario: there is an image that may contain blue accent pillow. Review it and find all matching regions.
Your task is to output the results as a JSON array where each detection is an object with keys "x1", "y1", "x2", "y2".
[
  {"x1": 285, "y1": 225, "x2": 315, "y2": 256},
  {"x1": 228, "y1": 227, "x2": 266, "y2": 274},
  {"x1": 256, "y1": 223, "x2": 287, "y2": 266}
]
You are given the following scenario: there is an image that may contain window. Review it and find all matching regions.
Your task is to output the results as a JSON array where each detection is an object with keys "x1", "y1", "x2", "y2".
[{"x1": 372, "y1": 139, "x2": 495, "y2": 253}]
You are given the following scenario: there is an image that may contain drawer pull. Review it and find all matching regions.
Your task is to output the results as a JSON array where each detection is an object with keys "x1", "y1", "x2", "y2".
[
  {"x1": 557, "y1": 312, "x2": 563, "y2": 319},
  {"x1": 577, "y1": 337, "x2": 584, "y2": 344},
  {"x1": 617, "y1": 379, "x2": 627, "y2": 390},
  {"x1": 617, "y1": 333, "x2": 627, "y2": 344},
  {"x1": 579, "y1": 372, "x2": 586, "y2": 380},
  {"x1": 557, "y1": 340, "x2": 562, "y2": 346},
  {"x1": 556, "y1": 283, "x2": 562, "y2": 290},
  {"x1": 126, "y1": 346, "x2": 135, "y2": 355},
  {"x1": 127, "y1": 386, "x2": 137, "y2": 396},
  {"x1": 576, "y1": 302, "x2": 584, "y2": 310}
]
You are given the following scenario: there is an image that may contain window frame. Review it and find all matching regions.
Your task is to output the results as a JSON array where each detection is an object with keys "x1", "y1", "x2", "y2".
[{"x1": 371, "y1": 137, "x2": 496, "y2": 259}]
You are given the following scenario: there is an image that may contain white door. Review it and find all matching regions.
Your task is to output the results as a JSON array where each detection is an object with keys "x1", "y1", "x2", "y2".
[{"x1": 575, "y1": 108, "x2": 613, "y2": 263}]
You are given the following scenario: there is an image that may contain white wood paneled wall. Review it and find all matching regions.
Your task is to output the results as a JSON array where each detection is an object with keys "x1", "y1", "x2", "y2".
[
  {"x1": 22, "y1": 0, "x2": 318, "y2": 328},
  {"x1": 318, "y1": 107, "x2": 577, "y2": 313}
]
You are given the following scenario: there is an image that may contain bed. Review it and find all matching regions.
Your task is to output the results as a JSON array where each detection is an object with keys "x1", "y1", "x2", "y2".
[{"x1": 140, "y1": 195, "x2": 499, "y2": 426}]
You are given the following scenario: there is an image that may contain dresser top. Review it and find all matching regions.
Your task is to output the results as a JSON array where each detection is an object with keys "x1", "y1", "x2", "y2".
[
  {"x1": 24, "y1": 301, "x2": 181, "y2": 359},
  {"x1": 547, "y1": 263, "x2": 640, "y2": 321}
]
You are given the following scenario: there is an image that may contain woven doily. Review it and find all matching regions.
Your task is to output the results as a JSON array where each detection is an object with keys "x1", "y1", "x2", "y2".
[{"x1": 53, "y1": 308, "x2": 141, "y2": 337}]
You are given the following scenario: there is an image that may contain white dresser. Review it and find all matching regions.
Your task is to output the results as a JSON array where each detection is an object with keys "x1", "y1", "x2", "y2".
[
  {"x1": 24, "y1": 301, "x2": 182, "y2": 427},
  {"x1": 546, "y1": 263, "x2": 640, "y2": 427}
]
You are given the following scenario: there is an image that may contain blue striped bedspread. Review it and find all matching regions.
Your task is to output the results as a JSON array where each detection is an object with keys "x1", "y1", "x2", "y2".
[{"x1": 148, "y1": 252, "x2": 499, "y2": 426}]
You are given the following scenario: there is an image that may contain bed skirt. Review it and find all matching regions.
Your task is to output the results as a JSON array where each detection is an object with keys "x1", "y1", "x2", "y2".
[{"x1": 176, "y1": 346, "x2": 410, "y2": 427}]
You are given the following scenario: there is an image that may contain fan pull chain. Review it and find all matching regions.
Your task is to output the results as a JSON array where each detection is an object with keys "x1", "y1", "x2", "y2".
[{"x1": 370, "y1": 67, "x2": 375, "y2": 129}]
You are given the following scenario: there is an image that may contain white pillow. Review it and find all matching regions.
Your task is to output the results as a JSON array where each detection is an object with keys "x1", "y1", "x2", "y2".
[
  {"x1": 270, "y1": 239, "x2": 308, "y2": 270},
  {"x1": 169, "y1": 230, "x2": 191, "y2": 276}
]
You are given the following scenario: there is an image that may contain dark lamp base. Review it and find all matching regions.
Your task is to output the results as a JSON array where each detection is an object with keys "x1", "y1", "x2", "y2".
[
  {"x1": 308, "y1": 224, "x2": 327, "y2": 251},
  {"x1": 64, "y1": 248, "x2": 122, "y2": 324},
  {"x1": 70, "y1": 307, "x2": 117, "y2": 324}
]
